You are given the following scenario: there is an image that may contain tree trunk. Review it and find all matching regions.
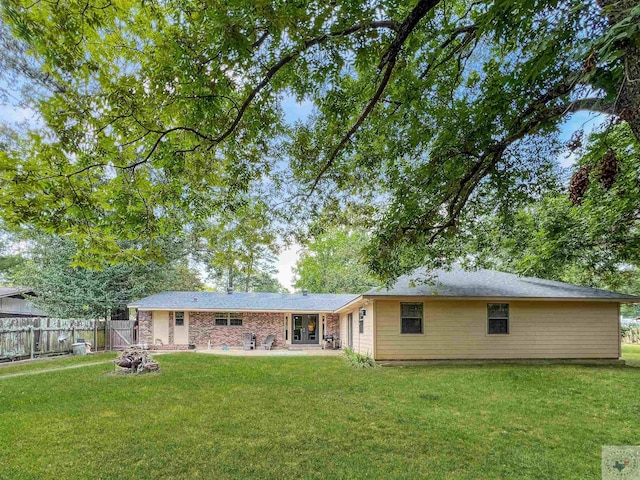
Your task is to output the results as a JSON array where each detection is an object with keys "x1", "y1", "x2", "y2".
[
  {"x1": 620, "y1": 42, "x2": 640, "y2": 140},
  {"x1": 602, "y1": 0, "x2": 640, "y2": 140},
  {"x1": 244, "y1": 256, "x2": 253, "y2": 293}
]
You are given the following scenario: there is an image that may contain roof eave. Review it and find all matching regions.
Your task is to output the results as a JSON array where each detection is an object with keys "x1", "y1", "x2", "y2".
[
  {"x1": 332, "y1": 295, "x2": 367, "y2": 313},
  {"x1": 129, "y1": 306, "x2": 343, "y2": 313},
  {"x1": 362, "y1": 294, "x2": 640, "y2": 302}
]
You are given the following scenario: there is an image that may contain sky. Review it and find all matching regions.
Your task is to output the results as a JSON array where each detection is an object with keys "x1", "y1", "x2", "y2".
[
  {"x1": 274, "y1": 96, "x2": 315, "y2": 291},
  {"x1": 0, "y1": 88, "x2": 605, "y2": 293}
]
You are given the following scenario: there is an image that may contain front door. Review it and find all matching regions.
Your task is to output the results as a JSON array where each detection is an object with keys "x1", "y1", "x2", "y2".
[
  {"x1": 292, "y1": 314, "x2": 319, "y2": 344},
  {"x1": 153, "y1": 311, "x2": 169, "y2": 346}
]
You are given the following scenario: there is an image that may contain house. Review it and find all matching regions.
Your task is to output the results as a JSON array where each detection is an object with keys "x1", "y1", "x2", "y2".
[
  {"x1": 0, "y1": 287, "x2": 46, "y2": 318},
  {"x1": 129, "y1": 291, "x2": 353, "y2": 350},
  {"x1": 128, "y1": 267, "x2": 639, "y2": 360}
]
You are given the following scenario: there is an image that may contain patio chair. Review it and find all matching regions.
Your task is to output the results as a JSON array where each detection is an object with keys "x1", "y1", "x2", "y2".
[
  {"x1": 242, "y1": 333, "x2": 256, "y2": 350},
  {"x1": 261, "y1": 335, "x2": 275, "y2": 350}
]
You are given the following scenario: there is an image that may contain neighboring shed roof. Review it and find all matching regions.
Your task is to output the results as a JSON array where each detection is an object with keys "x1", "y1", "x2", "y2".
[
  {"x1": 364, "y1": 266, "x2": 640, "y2": 301},
  {"x1": 128, "y1": 292, "x2": 358, "y2": 312},
  {"x1": 0, "y1": 287, "x2": 36, "y2": 299}
]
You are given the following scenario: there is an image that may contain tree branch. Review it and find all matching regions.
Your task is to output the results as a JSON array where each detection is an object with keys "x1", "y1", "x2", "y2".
[
  {"x1": 208, "y1": 20, "x2": 400, "y2": 148},
  {"x1": 420, "y1": 25, "x2": 478, "y2": 79},
  {"x1": 566, "y1": 97, "x2": 617, "y2": 115},
  {"x1": 251, "y1": 29, "x2": 270, "y2": 50},
  {"x1": 403, "y1": 75, "x2": 592, "y2": 243},
  {"x1": 308, "y1": 0, "x2": 442, "y2": 194}
]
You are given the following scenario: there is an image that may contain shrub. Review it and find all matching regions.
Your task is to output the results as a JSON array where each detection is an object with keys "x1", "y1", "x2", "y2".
[
  {"x1": 622, "y1": 323, "x2": 640, "y2": 338},
  {"x1": 343, "y1": 347, "x2": 378, "y2": 369}
]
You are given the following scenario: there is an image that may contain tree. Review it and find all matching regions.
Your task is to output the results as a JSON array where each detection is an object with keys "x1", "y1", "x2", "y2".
[
  {"x1": 0, "y1": 227, "x2": 25, "y2": 283},
  {"x1": 191, "y1": 197, "x2": 284, "y2": 292},
  {"x1": 294, "y1": 228, "x2": 377, "y2": 294},
  {"x1": 208, "y1": 267, "x2": 286, "y2": 293},
  {"x1": 0, "y1": 0, "x2": 638, "y2": 282},
  {"x1": 465, "y1": 123, "x2": 640, "y2": 310},
  {"x1": 7, "y1": 233, "x2": 204, "y2": 318}
]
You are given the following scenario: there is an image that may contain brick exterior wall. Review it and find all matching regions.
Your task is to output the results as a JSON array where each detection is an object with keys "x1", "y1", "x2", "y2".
[
  {"x1": 168, "y1": 311, "x2": 174, "y2": 345},
  {"x1": 325, "y1": 313, "x2": 340, "y2": 339},
  {"x1": 189, "y1": 311, "x2": 286, "y2": 348},
  {"x1": 138, "y1": 310, "x2": 153, "y2": 344},
  {"x1": 136, "y1": 311, "x2": 191, "y2": 350},
  {"x1": 136, "y1": 310, "x2": 336, "y2": 349}
]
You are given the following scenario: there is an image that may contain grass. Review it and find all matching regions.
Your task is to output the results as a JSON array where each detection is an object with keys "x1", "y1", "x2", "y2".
[
  {"x1": 0, "y1": 348, "x2": 638, "y2": 479},
  {"x1": 0, "y1": 352, "x2": 117, "y2": 376},
  {"x1": 622, "y1": 344, "x2": 640, "y2": 366}
]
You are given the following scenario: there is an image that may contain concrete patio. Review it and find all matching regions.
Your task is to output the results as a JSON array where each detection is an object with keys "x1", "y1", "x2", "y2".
[{"x1": 195, "y1": 347, "x2": 343, "y2": 356}]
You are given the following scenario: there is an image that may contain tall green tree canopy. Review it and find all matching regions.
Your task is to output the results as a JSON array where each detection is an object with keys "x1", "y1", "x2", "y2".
[
  {"x1": 7, "y1": 233, "x2": 204, "y2": 318},
  {"x1": 294, "y1": 228, "x2": 377, "y2": 294},
  {"x1": 191, "y1": 196, "x2": 284, "y2": 292},
  {"x1": 0, "y1": 0, "x2": 638, "y2": 281},
  {"x1": 466, "y1": 123, "x2": 640, "y2": 299}
]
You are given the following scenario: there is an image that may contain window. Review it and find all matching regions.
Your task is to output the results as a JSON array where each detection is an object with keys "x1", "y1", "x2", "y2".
[
  {"x1": 175, "y1": 311, "x2": 185, "y2": 327},
  {"x1": 214, "y1": 312, "x2": 243, "y2": 326},
  {"x1": 214, "y1": 312, "x2": 228, "y2": 326},
  {"x1": 359, "y1": 317, "x2": 364, "y2": 334},
  {"x1": 487, "y1": 303, "x2": 509, "y2": 334},
  {"x1": 401, "y1": 303, "x2": 423, "y2": 334}
]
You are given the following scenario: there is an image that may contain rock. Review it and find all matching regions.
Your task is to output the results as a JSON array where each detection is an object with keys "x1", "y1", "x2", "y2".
[{"x1": 114, "y1": 346, "x2": 159, "y2": 374}]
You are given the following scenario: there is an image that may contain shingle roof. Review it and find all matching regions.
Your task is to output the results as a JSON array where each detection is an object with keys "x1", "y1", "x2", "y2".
[
  {"x1": 364, "y1": 266, "x2": 640, "y2": 301},
  {"x1": 0, "y1": 287, "x2": 36, "y2": 299},
  {"x1": 128, "y1": 291, "x2": 357, "y2": 312},
  {"x1": 129, "y1": 268, "x2": 639, "y2": 312}
]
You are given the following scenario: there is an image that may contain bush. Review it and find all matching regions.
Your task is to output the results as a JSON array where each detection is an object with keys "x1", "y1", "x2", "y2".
[
  {"x1": 343, "y1": 347, "x2": 378, "y2": 369},
  {"x1": 622, "y1": 323, "x2": 640, "y2": 338}
]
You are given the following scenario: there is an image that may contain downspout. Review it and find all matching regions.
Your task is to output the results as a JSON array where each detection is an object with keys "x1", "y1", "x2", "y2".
[{"x1": 372, "y1": 300, "x2": 377, "y2": 361}]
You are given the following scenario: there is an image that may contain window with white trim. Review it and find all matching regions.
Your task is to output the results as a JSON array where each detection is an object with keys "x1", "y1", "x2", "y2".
[
  {"x1": 214, "y1": 312, "x2": 243, "y2": 326},
  {"x1": 175, "y1": 311, "x2": 185, "y2": 327},
  {"x1": 400, "y1": 303, "x2": 423, "y2": 334},
  {"x1": 487, "y1": 303, "x2": 509, "y2": 334}
]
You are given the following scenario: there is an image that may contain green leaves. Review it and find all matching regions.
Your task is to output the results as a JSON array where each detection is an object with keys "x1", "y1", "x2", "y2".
[
  {"x1": 294, "y1": 226, "x2": 377, "y2": 293},
  {"x1": 6, "y1": 232, "x2": 204, "y2": 318},
  {"x1": 468, "y1": 123, "x2": 640, "y2": 293},
  {"x1": 0, "y1": 0, "x2": 637, "y2": 283}
]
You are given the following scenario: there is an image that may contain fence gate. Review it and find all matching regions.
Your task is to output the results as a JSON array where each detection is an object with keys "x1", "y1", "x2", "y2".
[{"x1": 108, "y1": 320, "x2": 135, "y2": 350}]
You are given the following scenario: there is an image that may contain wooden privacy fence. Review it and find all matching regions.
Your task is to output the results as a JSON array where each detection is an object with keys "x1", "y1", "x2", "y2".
[
  {"x1": 0, "y1": 317, "x2": 136, "y2": 362},
  {"x1": 0, "y1": 317, "x2": 106, "y2": 361}
]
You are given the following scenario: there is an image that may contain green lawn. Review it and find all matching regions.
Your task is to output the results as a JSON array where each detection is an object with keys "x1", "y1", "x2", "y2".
[
  {"x1": 0, "y1": 348, "x2": 639, "y2": 480},
  {"x1": 623, "y1": 344, "x2": 640, "y2": 365},
  {"x1": 0, "y1": 351, "x2": 117, "y2": 375}
]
